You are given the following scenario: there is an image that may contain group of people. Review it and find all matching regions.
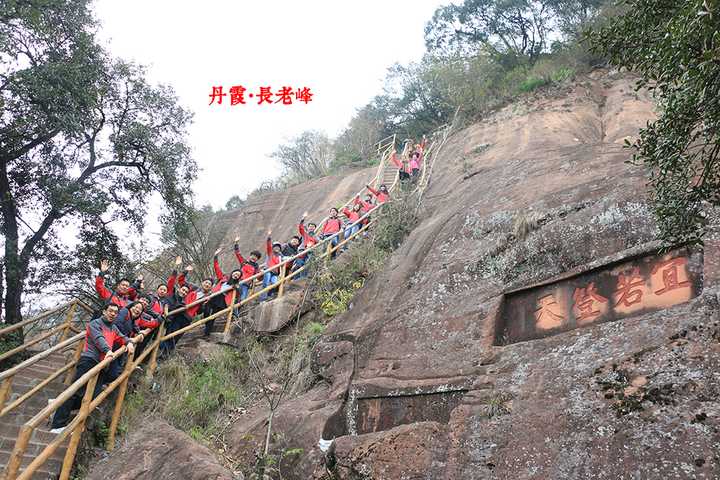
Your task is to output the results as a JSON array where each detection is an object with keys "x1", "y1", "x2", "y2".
[
  {"x1": 48, "y1": 182, "x2": 395, "y2": 432},
  {"x1": 391, "y1": 138, "x2": 426, "y2": 182},
  {"x1": 48, "y1": 138, "x2": 428, "y2": 432}
]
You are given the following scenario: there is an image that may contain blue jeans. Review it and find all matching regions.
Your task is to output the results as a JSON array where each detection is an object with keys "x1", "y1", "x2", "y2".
[
  {"x1": 345, "y1": 224, "x2": 360, "y2": 241},
  {"x1": 240, "y1": 283, "x2": 250, "y2": 301},
  {"x1": 293, "y1": 257, "x2": 307, "y2": 278},
  {"x1": 322, "y1": 233, "x2": 340, "y2": 258},
  {"x1": 260, "y1": 271, "x2": 279, "y2": 300}
]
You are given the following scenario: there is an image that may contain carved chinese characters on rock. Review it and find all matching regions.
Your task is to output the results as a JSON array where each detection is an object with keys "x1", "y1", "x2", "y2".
[
  {"x1": 535, "y1": 293, "x2": 566, "y2": 331},
  {"x1": 572, "y1": 282, "x2": 609, "y2": 325},
  {"x1": 649, "y1": 257, "x2": 693, "y2": 307},
  {"x1": 500, "y1": 249, "x2": 701, "y2": 345},
  {"x1": 613, "y1": 267, "x2": 647, "y2": 315}
]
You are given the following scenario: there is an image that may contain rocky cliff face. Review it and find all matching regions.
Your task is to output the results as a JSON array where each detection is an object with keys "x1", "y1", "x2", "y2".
[{"x1": 226, "y1": 70, "x2": 720, "y2": 479}]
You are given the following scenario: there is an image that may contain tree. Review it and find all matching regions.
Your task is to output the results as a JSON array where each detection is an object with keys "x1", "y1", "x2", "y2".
[
  {"x1": 424, "y1": 0, "x2": 554, "y2": 62},
  {"x1": 333, "y1": 100, "x2": 395, "y2": 169},
  {"x1": 0, "y1": 0, "x2": 196, "y2": 328},
  {"x1": 157, "y1": 205, "x2": 229, "y2": 283},
  {"x1": 588, "y1": 0, "x2": 720, "y2": 245},
  {"x1": 272, "y1": 130, "x2": 333, "y2": 183},
  {"x1": 225, "y1": 194, "x2": 245, "y2": 211}
]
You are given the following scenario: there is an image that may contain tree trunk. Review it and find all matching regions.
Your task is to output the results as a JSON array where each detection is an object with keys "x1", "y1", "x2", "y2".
[
  {"x1": 264, "y1": 409, "x2": 274, "y2": 457},
  {"x1": 0, "y1": 158, "x2": 25, "y2": 334}
]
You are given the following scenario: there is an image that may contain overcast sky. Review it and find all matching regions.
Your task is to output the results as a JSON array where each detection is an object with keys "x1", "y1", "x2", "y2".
[{"x1": 93, "y1": 0, "x2": 447, "y2": 211}]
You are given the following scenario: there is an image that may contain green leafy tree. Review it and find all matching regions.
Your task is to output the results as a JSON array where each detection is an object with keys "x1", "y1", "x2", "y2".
[
  {"x1": 333, "y1": 99, "x2": 395, "y2": 169},
  {"x1": 272, "y1": 130, "x2": 333, "y2": 183},
  {"x1": 588, "y1": 0, "x2": 720, "y2": 244},
  {"x1": 0, "y1": 0, "x2": 196, "y2": 328},
  {"x1": 157, "y1": 204, "x2": 230, "y2": 283},
  {"x1": 425, "y1": 0, "x2": 554, "y2": 61},
  {"x1": 225, "y1": 194, "x2": 245, "y2": 211}
]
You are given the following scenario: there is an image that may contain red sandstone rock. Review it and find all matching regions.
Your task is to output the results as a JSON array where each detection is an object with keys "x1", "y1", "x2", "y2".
[{"x1": 85, "y1": 419, "x2": 234, "y2": 480}]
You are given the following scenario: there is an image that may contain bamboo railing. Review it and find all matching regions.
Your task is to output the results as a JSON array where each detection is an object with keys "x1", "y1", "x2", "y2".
[{"x1": 0, "y1": 131, "x2": 447, "y2": 480}]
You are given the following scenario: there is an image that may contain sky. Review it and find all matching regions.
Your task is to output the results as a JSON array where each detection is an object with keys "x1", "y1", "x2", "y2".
[{"x1": 93, "y1": 0, "x2": 447, "y2": 211}]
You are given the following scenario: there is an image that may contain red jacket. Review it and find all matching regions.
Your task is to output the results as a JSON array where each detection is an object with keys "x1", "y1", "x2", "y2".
[
  {"x1": 213, "y1": 257, "x2": 239, "y2": 306},
  {"x1": 167, "y1": 270, "x2": 178, "y2": 294},
  {"x1": 83, "y1": 317, "x2": 127, "y2": 362},
  {"x1": 298, "y1": 221, "x2": 318, "y2": 249},
  {"x1": 135, "y1": 312, "x2": 160, "y2": 330},
  {"x1": 234, "y1": 246, "x2": 260, "y2": 280},
  {"x1": 266, "y1": 237, "x2": 282, "y2": 275},
  {"x1": 409, "y1": 153, "x2": 421, "y2": 171},
  {"x1": 322, "y1": 217, "x2": 342, "y2": 235},
  {"x1": 390, "y1": 151, "x2": 411, "y2": 174},
  {"x1": 367, "y1": 186, "x2": 389, "y2": 204},
  {"x1": 341, "y1": 207, "x2": 361, "y2": 224},
  {"x1": 95, "y1": 274, "x2": 137, "y2": 308},
  {"x1": 354, "y1": 196, "x2": 374, "y2": 213}
]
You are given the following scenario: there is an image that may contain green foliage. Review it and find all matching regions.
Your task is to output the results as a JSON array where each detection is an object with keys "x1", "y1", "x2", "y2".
[
  {"x1": 159, "y1": 347, "x2": 246, "y2": 436},
  {"x1": 517, "y1": 76, "x2": 550, "y2": 93},
  {"x1": 224, "y1": 195, "x2": 245, "y2": 211},
  {"x1": 316, "y1": 286, "x2": 358, "y2": 317},
  {"x1": 272, "y1": 130, "x2": 334, "y2": 183},
  {"x1": 587, "y1": 0, "x2": 720, "y2": 244},
  {"x1": 312, "y1": 191, "x2": 419, "y2": 316},
  {"x1": 0, "y1": 0, "x2": 196, "y2": 325},
  {"x1": 302, "y1": 321, "x2": 326, "y2": 339}
]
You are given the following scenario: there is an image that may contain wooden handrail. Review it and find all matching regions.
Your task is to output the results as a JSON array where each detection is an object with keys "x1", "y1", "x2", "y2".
[
  {"x1": 164, "y1": 144, "x2": 397, "y2": 318},
  {"x1": 4, "y1": 329, "x2": 151, "y2": 480},
  {"x1": 0, "y1": 323, "x2": 68, "y2": 363},
  {"x1": 2, "y1": 129, "x2": 426, "y2": 480},
  {"x1": 0, "y1": 332, "x2": 84, "y2": 382},
  {"x1": 0, "y1": 300, "x2": 78, "y2": 337}
]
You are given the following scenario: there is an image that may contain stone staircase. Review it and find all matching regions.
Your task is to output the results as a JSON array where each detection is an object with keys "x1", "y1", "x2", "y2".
[{"x1": 0, "y1": 350, "x2": 70, "y2": 480}]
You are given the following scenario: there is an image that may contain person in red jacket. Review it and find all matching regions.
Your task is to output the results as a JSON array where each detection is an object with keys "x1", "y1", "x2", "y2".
[
  {"x1": 354, "y1": 195, "x2": 375, "y2": 226},
  {"x1": 299, "y1": 214, "x2": 319, "y2": 249},
  {"x1": 178, "y1": 265, "x2": 228, "y2": 337},
  {"x1": 135, "y1": 295, "x2": 163, "y2": 357},
  {"x1": 366, "y1": 184, "x2": 390, "y2": 204},
  {"x1": 213, "y1": 248, "x2": 244, "y2": 306},
  {"x1": 409, "y1": 151, "x2": 421, "y2": 178},
  {"x1": 233, "y1": 238, "x2": 262, "y2": 300},
  {"x1": 260, "y1": 231, "x2": 283, "y2": 301},
  {"x1": 342, "y1": 201, "x2": 363, "y2": 241},
  {"x1": 294, "y1": 214, "x2": 318, "y2": 279},
  {"x1": 146, "y1": 256, "x2": 181, "y2": 317},
  {"x1": 411, "y1": 137, "x2": 426, "y2": 178},
  {"x1": 95, "y1": 259, "x2": 139, "y2": 308},
  {"x1": 50, "y1": 303, "x2": 136, "y2": 431},
  {"x1": 319, "y1": 208, "x2": 343, "y2": 257},
  {"x1": 390, "y1": 150, "x2": 411, "y2": 182}
]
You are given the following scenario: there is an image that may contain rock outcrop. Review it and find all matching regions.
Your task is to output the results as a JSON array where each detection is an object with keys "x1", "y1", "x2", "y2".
[
  {"x1": 225, "y1": 70, "x2": 720, "y2": 479},
  {"x1": 86, "y1": 419, "x2": 234, "y2": 480}
]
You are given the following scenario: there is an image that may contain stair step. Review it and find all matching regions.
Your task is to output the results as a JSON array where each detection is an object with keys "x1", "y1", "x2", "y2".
[{"x1": 0, "y1": 449, "x2": 64, "y2": 477}]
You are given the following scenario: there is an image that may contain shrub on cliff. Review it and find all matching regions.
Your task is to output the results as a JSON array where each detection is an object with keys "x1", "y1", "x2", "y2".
[
  {"x1": 312, "y1": 191, "x2": 419, "y2": 316},
  {"x1": 588, "y1": 0, "x2": 720, "y2": 244}
]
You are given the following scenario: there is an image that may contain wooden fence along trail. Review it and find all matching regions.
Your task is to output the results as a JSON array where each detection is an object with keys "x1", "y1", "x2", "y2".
[{"x1": 0, "y1": 127, "x2": 451, "y2": 480}]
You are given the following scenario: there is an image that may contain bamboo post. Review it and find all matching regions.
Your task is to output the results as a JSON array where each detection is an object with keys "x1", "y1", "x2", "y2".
[
  {"x1": 222, "y1": 289, "x2": 237, "y2": 336},
  {"x1": 64, "y1": 340, "x2": 85, "y2": 385},
  {"x1": 146, "y1": 321, "x2": 165, "y2": 380},
  {"x1": 0, "y1": 376, "x2": 13, "y2": 411},
  {"x1": 59, "y1": 370, "x2": 100, "y2": 480},
  {"x1": 58, "y1": 302, "x2": 78, "y2": 344},
  {"x1": 277, "y1": 264, "x2": 287, "y2": 298},
  {"x1": 4, "y1": 424, "x2": 33, "y2": 479},
  {"x1": 106, "y1": 348, "x2": 135, "y2": 451}
]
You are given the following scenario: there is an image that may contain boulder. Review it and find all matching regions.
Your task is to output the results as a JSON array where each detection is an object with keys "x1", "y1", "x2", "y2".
[{"x1": 86, "y1": 419, "x2": 234, "y2": 480}]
